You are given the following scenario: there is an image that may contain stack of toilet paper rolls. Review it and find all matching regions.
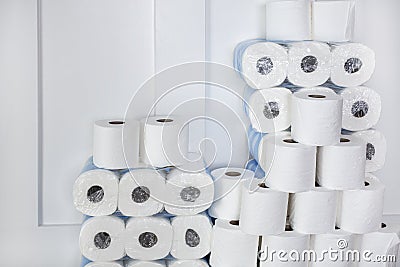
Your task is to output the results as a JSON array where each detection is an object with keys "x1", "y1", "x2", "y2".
[
  {"x1": 206, "y1": 10, "x2": 396, "y2": 264},
  {"x1": 73, "y1": 116, "x2": 214, "y2": 267}
]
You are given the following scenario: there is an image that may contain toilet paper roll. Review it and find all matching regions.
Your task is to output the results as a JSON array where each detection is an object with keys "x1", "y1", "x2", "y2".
[
  {"x1": 259, "y1": 226, "x2": 310, "y2": 267},
  {"x1": 170, "y1": 214, "x2": 212, "y2": 259},
  {"x1": 309, "y1": 228, "x2": 354, "y2": 267},
  {"x1": 164, "y1": 166, "x2": 214, "y2": 216},
  {"x1": 240, "y1": 180, "x2": 289, "y2": 235},
  {"x1": 118, "y1": 169, "x2": 165, "y2": 217},
  {"x1": 208, "y1": 167, "x2": 255, "y2": 220},
  {"x1": 167, "y1": 259, "x2": 209, "y2": 267},
  {"x1": 331, "y1": 43, "x2": 375, "y2": 87},
  {"x1": 291, "y1": 87, "x2": 343, "y2": 146},
  {"x1": 246, "y1": 87, "x2": 292, "y2": 133},
  {"x1": 337, "y1": 174, "x2": 385, "y2": 234},
  {"x1": 79, "y1": 216, "x2": 125, "y2": 262},
  {"x1": 312, "y1": 0, "x2": 355, "y2": 42},
  {"x1": 73, "y1": 164, "x2": 119, "y2": 216},
  {"x1": 260, "y1": 132, "x2": 316, "y2": 193},
  {"x1": 240, "y1": 42, "x2": 288, "y2": 89},
  {"x1": 85, "y1": 262, "x2": 124, "y2": 267},
  {"x1": 351, "y1": 129, "x2": 387, "y2": 172},
  {"x1": 339, "y1": 87, "x2": 381, "y2": 131},
  {"x1": 265, "y1": 0, "x2": 311, "y2": 41},
  {"x1": 289, "y1": 187, "x2": 338, "y2": 234},
  {"x1": 210, "y1": 219, "x2": 259, "y2": 267},
  {"x1": 317, "y1": 135, "x2": 365, "y2": 190},
  {"x1": 245, "y1": 159, "x2": 266, "y2": 179},
  {"x1": 140, "y1": 116, "x2": 189, "y2": 167},
  {"x1": 126, "y1": 260, "x2": 166, "y2": 267},
  {"x1": 125, "y1": 217, "x2": 173, "y2": 260},
  {"x1": 93, "y1": 119, "x2": 140, "y2": 169},
  {"x1": 358, "y1": 223, "x2": 400, "y2": 267},
  {"x1": 287, "y1": 42, "x2": 331, "y2": 87}
]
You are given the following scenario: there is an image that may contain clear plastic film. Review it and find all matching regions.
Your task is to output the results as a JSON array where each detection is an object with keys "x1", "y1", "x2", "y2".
[
  {"x1": 125, "y1": 259, "x2": 167, "y2": 267},
  {"x1": 167, "y1": 259, "x2": 209, "y2": 267}
]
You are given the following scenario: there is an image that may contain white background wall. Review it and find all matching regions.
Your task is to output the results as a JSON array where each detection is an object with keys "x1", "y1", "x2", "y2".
[{"x1": 0, "y1": 0, "x2": 399, "y2": 265}]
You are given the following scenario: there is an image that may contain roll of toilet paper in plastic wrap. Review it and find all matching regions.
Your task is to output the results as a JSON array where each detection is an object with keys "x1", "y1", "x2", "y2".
[
  {"x1": 260, "y1": 226, "x2": 310, "y2": 267},
  {"x1": 208, "y1": 167, "x2": 255, "y2": 220},
  {"x1": 240, "y1": 42, "x2": 288, "y2": 89},
  {"x1": 79, "y1": 216, "x2": 125, "y2": 262},
  {"x1": 351, "y1": 129, "x2": 387, "y2": 172},
  {"x1": 339, "y1": 86, "x2": 381, "y2": 131},
  {"x1": 357, "y1": 223, "x2": 400, "y2": 267},
  {"x1": 260, "y1": 132, "x2": 316, "y2": 193},
  {"x1": 164, "y1": 165, "x2": 214, "y2": 216},
  {"x1": 140, "y1": 116, "x2": 189, "y2": 167},
  {"x1": 125, "y1": 216, "x2": 173, "y2": 260},
  {"x1": 93, "y1": 119, "x2": 140, "y2": 169},
  {"x1": 240, "y1": 180, "x2": 289, "y2": 235},
  {"x1": 331, "y1": 43, "x2": 375, "y2": 87},
  {"x1": 247, "y1": 126, "x2": 266, "y2": 163},
  {"x1": 309, "y1": 228, "x2": 354, "y2": 267},
  {"x1": 85, "y1": 262, "x2": 124, "y2": 267},
  {"x1": 73, "y1": 162, "x2": 119, "y2": 216},
  {"x1": 317, "y1": 135, "x2": 365, "y2": 190},
  {"x1": 312, "y1": 0, "x2": 355, "y2": 42},
  {"x1": 265, "y1": 0, "x2": 311, "y2": 41},
  {"x1": 337, "y1": 174, "x2": 385, "y2": 234},
  {"x1": 289, "y1": 187, "x2": 337, "y2": 234},
  {"x1": 210, "y1": 219, "x2": 259, "y2": 267},
  {"x1": 287, "y1": 42, "x2": 331, "y2": 87},
  {"x1": 246, "y1": 87, "x2": 292, "y2": 133},
  {"x1": 170, "y1": 214, "x2": 212, "y2": 259},
  {"x1": 245, "y1": 159, "x2": 266, "y2": 179},
  {"x1": 125, "y1": 260, "x2": 166, "y2": 267},
  {"x1": 292, "y1": 87, "x2": 343, "y2": 146},
  {"x1": 167, "y1": 259, "x2": 209, "y2": 267},
  {"x1": 118, "y1": 169, "x2": 165, "y2": 217}
]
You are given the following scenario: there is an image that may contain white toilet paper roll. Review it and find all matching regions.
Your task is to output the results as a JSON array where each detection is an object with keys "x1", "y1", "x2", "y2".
[
  {"x1": 358, "y1": 223, "x2": 400, "y2": 267},
  {"x1": 287, "y1": 42, "x2": 331, "y2": 87},
  {"x1": 265, "y1": 0, "x2": 311, "y2": 41},
  {"x1": 93, "y1": 119, "x2": 140, "y2": 169},
  {"x1": 259, "y1": 226, "x2": 310, "y2": 267},
  {"x1": 73, "y1": 169, "x2": 119, "y2": 216},
  {"x1": 317, "y1": 135, "x2": 365, "y2": 190},
  {"x1": 164, "y1": 166, "x2": 214, "y2": 216},
  {"x1": 170, "y1": 214, "x2": 212, "y2": 260},
  {"x1": 125, "y1": 217, "x2": 173, "y2": 261},
  {"x1": 210, "y1": 219, "x2": 259, "y2": 267},
  {"x1": 339, "y1": 87, "x2": 381, "y2": 131},
  {"x1": 331, "y1": 43, "x2": 375, "y2": 87},
  {"x1": 118, "y1": 169, "x2": 165, "y2": 217},
  {"x1": 140, "y1": 116, "x2": 189, "y2": 167},
  {"x1": 167, "y1": 259, "x2": 209, "y2": 267},
  {"x1": 79, "y1": 216, "x2": 125, "y2": 262},
  {"x1": 291, "y1": 87, "x2": 343, "y2": 146},
  {"x1": 240, "y1": 180, "x2": 289, "y2": 235},
  {"x1": 289, "y1": 187, "x2": 338, "y2": 234},
  {"x1": 337, "y1": 174, "x2": 385, "y2": 234},
  {"x1": 351, "y1": 129, "x2": 387, "y2": 172},
  {"x1": 208, "y1": 167, "x2": 255, "y2": 220},
  {"x1": 309, "y1": 228, "x2": 354, "y2": 267},
  {"x1": 259, "y1": 132, "x2": 316, "y2": 193},
  {"x1": 246, "y1": 87, "x2": 292, "y2": 133},
  {"x1": 126, "y1": 260, "x2": 166, "y2": 267},
  {"x1": 85, "y1": 262, "x2": 124, "y2": 267},
  {"x1": 312, "y1": 0, "x2": 355, "y2": 42},
  {"x1": 241, "y1": 42, "x2": 288, "y2": 89}
]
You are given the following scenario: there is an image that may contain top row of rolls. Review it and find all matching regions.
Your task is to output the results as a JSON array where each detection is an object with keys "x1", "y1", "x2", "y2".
[{"x1": 234, "y1": 41, "x2": 375, "y2": 89}]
